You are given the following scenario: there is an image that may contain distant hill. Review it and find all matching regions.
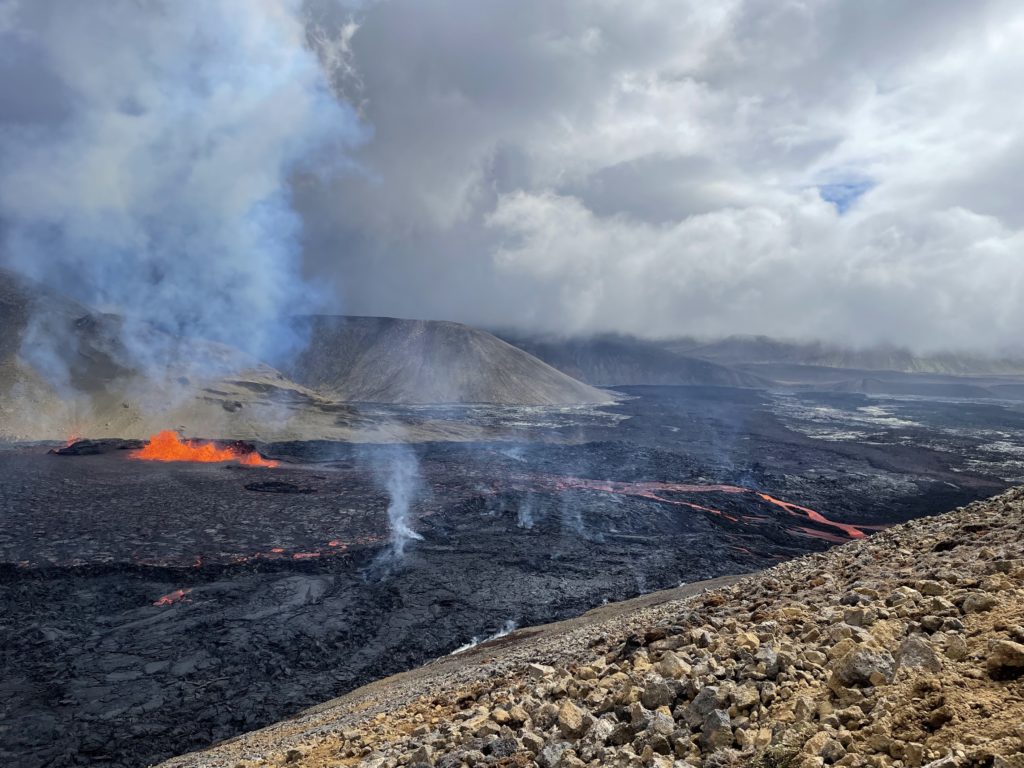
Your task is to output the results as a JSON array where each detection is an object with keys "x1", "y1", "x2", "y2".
[
  {"x1": 0, "y1": 271, "x2": 612, "y2": 440},
  {"x1": 674, "y1": 335, "x2": 1024, "y2": 376},
  {"x1": 494, "y1": 333, "x2": 770, "y2": 389},
  {"x1": 0, "y1": 267, "x2": 339, "y2": 441},
  {"x1": 287, "y1": 316, "x2": 613, "y2": 405}
]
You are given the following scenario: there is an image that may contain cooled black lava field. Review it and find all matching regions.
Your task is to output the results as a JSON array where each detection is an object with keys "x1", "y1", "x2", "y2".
[{"x1": 2, "y1": 386, "x2": 1023, "y2": 767}]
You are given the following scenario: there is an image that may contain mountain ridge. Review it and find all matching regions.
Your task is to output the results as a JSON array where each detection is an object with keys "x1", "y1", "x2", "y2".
[{"x1": 286, "y1": 315, "x2": 613, "y2": 406}]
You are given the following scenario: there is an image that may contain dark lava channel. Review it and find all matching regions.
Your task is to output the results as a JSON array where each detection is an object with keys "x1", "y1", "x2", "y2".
[{"x1": 0, "y1": 386, "x2": 1018, "y2": 767}]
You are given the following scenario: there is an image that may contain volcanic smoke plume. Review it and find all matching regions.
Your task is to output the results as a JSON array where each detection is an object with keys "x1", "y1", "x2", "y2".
[
  {"x1": 0, "y1": 0, "x2": 363, "y2": 388},
  {"x1": 370, "y1": 443, "x2": 423, "y2": 565}
]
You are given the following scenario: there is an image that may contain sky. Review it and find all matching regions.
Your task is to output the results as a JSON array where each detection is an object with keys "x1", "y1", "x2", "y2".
[{"x1": 1, "y1": 0, "x2": 1023, "y2": 353}]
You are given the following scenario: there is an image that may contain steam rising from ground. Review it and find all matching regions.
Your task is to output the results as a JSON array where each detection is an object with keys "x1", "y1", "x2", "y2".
[
  {"x1": 381, "y1": 444, "x2": 424, "y2": 560},
  {"x1": 450, "y1": 619, "x2": 518, "y2": 656},
  {"x1": 362, "y1": 442, "x2": 423, "y2": 576},
  {"x1": 0, "y1": 0, "x2": 362, "y2": 383}
]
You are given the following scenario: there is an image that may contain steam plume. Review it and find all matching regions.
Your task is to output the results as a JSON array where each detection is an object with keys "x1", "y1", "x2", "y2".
[
  {"x1": 449, "y1": 619, "x2": 518, "y2": 655},
  {"x1": 382, "y1": 444, "x2": 423, "y2": 560},
  {"x1": 516, "y1": 492, "x2": 536, "y2": 530},
  {"x1": 0, "y1": 0, "x2": 363, "y2": 380},
  {"x1": 363, "y1": 442, "x2": 423, "y2": 570}
]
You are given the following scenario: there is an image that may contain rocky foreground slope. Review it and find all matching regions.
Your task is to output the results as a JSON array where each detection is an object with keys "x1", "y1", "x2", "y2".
[{"x1": 161, "y1": 489, "x2": 1024, "y2": 768}]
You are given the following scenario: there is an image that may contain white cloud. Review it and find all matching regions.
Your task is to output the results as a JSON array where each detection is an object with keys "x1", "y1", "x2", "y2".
[
  {"x1": 302, "y1": 0, "x2": 1024, "y2": 350},
  {"x1": 5, "y1": 0, "x2": 1023, "y2": 351},
  {"x1": 488, "y1": 190, "x2": 1024, "y2": 350}
]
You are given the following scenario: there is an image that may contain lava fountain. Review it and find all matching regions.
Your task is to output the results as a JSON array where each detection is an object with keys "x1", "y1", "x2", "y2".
[{"x1": 130, "y1": 430, "x2": 278, "y2": 467}]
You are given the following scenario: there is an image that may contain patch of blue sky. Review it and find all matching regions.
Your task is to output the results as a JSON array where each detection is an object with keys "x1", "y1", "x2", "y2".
[{"x1": 818, "y1": 179, "x2": 875, "y2": 213}]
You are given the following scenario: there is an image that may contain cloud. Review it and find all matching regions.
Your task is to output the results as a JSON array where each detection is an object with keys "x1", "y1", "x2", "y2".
[
  {"x1": 296, "y1": 0, "x2": 1024, "y2": 350},
  {"x1": 487, "y1": 189, "x2": 1024, "y2": 350},
  {"x1": 2, "y1": 0, "x2": 1023, "y2": 354}
]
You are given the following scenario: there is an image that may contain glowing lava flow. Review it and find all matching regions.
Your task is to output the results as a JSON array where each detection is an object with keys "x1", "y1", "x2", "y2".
[
  {"x1": 531, "y1": 475, "x2": 869, "y2": 542},
  {"x1": 130, "y1": 430, "x2": 278, "y2": 467},
  {"x1": 153, "y1": 588, "x2": 192, "y2": 606},
  {"x1": 756, "y1": 493, "x2": 866, "y2": 540}
]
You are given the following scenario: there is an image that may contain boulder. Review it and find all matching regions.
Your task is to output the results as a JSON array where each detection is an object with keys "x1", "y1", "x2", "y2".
[
  {"x1": 986, "y1": 640, "x2": 1024, "y2": 680},
  {"x1": 962, "y1": 593, "x2": 998, "y2": 613},
  {"x1": 557, "y1": 700, "x2": 589, "y2": 738},
  {"x1": 830, "y1": 648, "x2": 896, "y2": 688},
  {"x1": 699, "y1": 709, "x2": 734, "y2": 751},
  {"x1": 896, "y1": 636, "x2": 943, "y2": 673},
  {"x1": 641, "y1": 680, "x2": 675, "y2": 710},
  {"x1": 657, "y1": 651, "x2": 691, "y2": 679}
]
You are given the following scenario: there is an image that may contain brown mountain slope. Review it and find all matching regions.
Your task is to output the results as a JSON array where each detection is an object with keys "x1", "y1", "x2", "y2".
[
  {"x1": 159, "y1": 488, "x2": 1024, "y2": 768},
  {"x1": 286, "y1": 315, "x2": 613, "y2": 405},
  {"x1": 1, "y1": 270, "x2": 611, "y2": 440}
]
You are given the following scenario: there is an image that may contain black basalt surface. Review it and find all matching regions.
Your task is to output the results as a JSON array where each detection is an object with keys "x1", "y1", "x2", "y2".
[{"x1": 1, "y1": 386, "x2": 1019, "y2": 767}]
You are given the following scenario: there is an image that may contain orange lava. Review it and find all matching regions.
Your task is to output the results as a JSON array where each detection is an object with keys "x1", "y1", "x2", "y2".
[
  {"x1": 153, "y1": 588, "x2": 192, "y2": 606},
  {"x1": 757, "y1": 493, "x2": 866, "y2": 539},
  {"x1": 130, "y1": 430, "x2": 277, "y2": 467},
  {"x1": 531, "y1": 474, "x2": 871, "y2": 542}
]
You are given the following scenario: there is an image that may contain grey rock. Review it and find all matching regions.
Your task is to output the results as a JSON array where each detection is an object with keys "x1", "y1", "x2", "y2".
[
  {"x1": 409, "y1": 744, "x2": 433, "y2": 765},
  {"x1": 699, "y1": 709, "x2": 733, "y2": 751},
  {"x1": 896, "y1": 636, "x2": 943, "y2": 672},
  {"x1": 830, "y1": 648, "x2": 896, "y2": 688},
  {"x1": 536, "y1": 742, "x2": 569, "y2": 768},
  {"x1": 962, "y1": 592, "x2": 998, "y2": 613},
  {"x1": 484, "y1": 737, "x2": 519, "y2": 758},
  {"x1": 641, "y1": 679, "x2": 675, "y2": 710},
  {"x1": 684, "y1": 685, "x2": 721, "y2": 729},
  {"x1": 586, "y1": 717, "x2": 615, "y2": 746}
]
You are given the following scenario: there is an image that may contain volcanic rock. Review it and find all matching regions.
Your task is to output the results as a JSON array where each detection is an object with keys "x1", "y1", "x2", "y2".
[
  {"x1": 699, "y1": 709, "x2": 734, "y2": 751},
  {"x1": 896, "y1": 635, "x2": 944, "y2": 672},
  {"x1": 829, "y1": 647, "x2": 896, "y2": 688},
  {"x1": 986, "y1": 640, "x2": 1024, "y2": 680},
  {"x1": 49, "y1": 438, "x2": 145, "y2": 455},
  {"x1": 243, "y1": 480, "x2": 314, "y2": 494},
  {"x1": 962, "y1": 592, "x2": 998, "y2": 613},
  {"x1": 556, "y1": 700, "x2": 589, "y2": 738},
  {"x1": 640, "y1": 679, "x2": 675, "y2": 710},
  {"x1": 116, "y1": 490, "x2": 1024, "y2": 767},
  {"x1": 493, "y1": 332, "x2": 771, "y2": 388}
]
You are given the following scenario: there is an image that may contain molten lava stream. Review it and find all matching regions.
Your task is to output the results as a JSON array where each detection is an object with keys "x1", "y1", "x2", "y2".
[
  {"x1": 529, "y1": 474, "x2": 870, "y2": 541},
  {"x1": 756, "y1": 492, "x2": 866, "y2": 540},
  {"x1": 153, "y1": 588, "x2": 192, "y2": 607},
  {"x1": 130, "y1": 430, "x2": 277, "y2": 467}
]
